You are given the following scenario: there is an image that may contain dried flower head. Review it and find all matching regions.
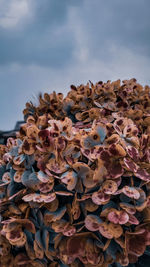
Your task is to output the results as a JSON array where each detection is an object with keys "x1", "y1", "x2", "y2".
[{"x1": 0, "y1": 78, "x2": 150, "y2": 266}]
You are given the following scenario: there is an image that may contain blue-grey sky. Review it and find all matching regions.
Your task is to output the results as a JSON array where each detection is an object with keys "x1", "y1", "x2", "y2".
[{"x1": 0, "y1": 0, "x2": 150, "y2": 130}]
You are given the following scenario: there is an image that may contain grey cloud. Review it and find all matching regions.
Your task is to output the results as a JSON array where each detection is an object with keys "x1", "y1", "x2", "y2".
[
  {"x1": 0, "y1": 0, "x2": 149, "y2": 68},
  {"x1": 0, "y1": 0, "x2": 83, "y2": 67},
  {"x1": 76, "y1": 0, "x2": 150, "y2": 60}
]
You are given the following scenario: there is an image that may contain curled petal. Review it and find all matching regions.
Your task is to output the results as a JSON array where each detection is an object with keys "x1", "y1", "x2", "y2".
[
  {"x1": 2, "y1": 172, "x2": 11, "y2": 185},
  {"x1": 38, "y1": 193, "x2": 56, "y2": 203},
  {"x1": 55, "y1": 191, "x2": 73, "y2": 196},
  {"x1": 34, "y1": 240, "x2": 44, "y2": 259},
  {"x1": 72, "y1": 162, "x2": 90, "y2": 176},
  {"x1": 106, "y1": 134, "x2": 120, "y2": 145},
  {"x1": 22, "y1": 192, "x2": 56, "y2": 203}
]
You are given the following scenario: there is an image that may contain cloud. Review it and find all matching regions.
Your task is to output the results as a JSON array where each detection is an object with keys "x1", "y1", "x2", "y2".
[
  {"x1": 72, "y1": 0, "x2": 150, "y2": 60},
  {"x1": 0, "y1": 0, "x2": 83, "y2": 67},
  {"x1": 0, "y1": 0, "x2": 30, "y2": 28}
]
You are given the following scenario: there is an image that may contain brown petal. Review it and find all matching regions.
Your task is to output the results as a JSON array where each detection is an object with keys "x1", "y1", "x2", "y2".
[
  {"x1": 63, "y1": 225, "x2": 76, "y2": 236},
  {"x1": 99, "y1": 222, "x2": 113, "y2": 239},
  {"x1": 84, "y1": 215, "x2": 102, "y2": 231},
  {"x1": 84, "y1": 198, "x2": 99, "y2": 212},
  {"x1": 102, "y1": 180, "x2": 118, "y2": 194},
  {"x1": 125, "y1": 230, "x2": 147, "y2": 256},
  {"x1": 92, "y1": 190, "x2": 110, "y2": 205},
  {"x1": 109, "y1": 223, "x2": 123, "y2": 238}
]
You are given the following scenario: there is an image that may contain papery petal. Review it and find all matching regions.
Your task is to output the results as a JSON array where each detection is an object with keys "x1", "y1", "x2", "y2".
[
  {"x1": 51, "y1": 220, "x2": 68, "y2": 233},
  {"x1": 122, "y1": 186, "x2": 140, "y2": 200},
  {"x1": 93, "y1": 161, "x2": 107, "y2": 183},
  {"x1": 109, "y1": 144, "x2": 126, "y2": 157},
  {"x1": 102, "y1": 180, "x2": 118, "y2": 194},
  {"x1": 135, "y1": 168, "x2": 150, "y2": 181},
  {"x1": 46, "y1": 158, "x2": 69, "y2": 174},
  {"x1": 109, "y1": 223, "x2": 123, "y2": 238},
  {"x1": 108, "y1": 210, "x2": 129, "y2": 224},
  {"x1": 109, "y1": 161, "x2": 124, "y2": 179},
  {"x1": 125, "y1": 231, "x2": 147, "y2": 256},
  {"x1": 34, "y1": 240, "x2": 44, "y2": 259},
  {"x1": 44, "y1": 206, "x2": 66, "y2": 223},
  {"x1": 21, "y1": 171, "x2": 40, "y2": 190},
  {"x1": 13, "y1": 154, "x2": 25, "y2": 165},
  {"x1": 92, "y1": 190, "x2": 110, "y2": 205},
  {"x1": 84, "y1": 215, "x2": 102, "y2": 231},
  {"x1": 128, "y1": 214, "x2": 139, "y2": 225},
  {"x1": 37, "y1": 171, "x2": 50, "y2": 183},
  {"x1": 61, "y1": 171, "x2": 78, "y2": 191},
  {"x1": 106, "y1": 134, "x2": 120, "y2": 145},
  {"x1": 63, "y1": 225, "x2": 76, "y2": 236},
  {"x1": 6, "y1": 229, "x2": 24, "y2": 243},
  {"x1": 22, "y1": 139, "x2": 36, "y2": 155},
  {"x1": 38, "y1": 181, "x2": 54, "y2": 193},
  {"x1": 67, "y1": 235, "x2": 87, "y2": 256},
  {"x1": 99, "y1": 222, "x2": 113, "y2": 239},
  {"x1": 22, "y1": 193, "x2": 35, "y2": 202},
  {"x1": 93, "y1": 124, "x2": 107, "y2": 143},
  {"x1": 124, "y1": 158, "x2": 138, "y2": 172},
  {"x1": 84, "y1": 198, "x2": 99, "y2": 212},
  {"x1": 120, "y1": 203, "x2": 136, "y2": 214},
  {"x1": 14, "y1": 170, "x2": 23, "y2": 183},
  {"x1": 126, "y1": 146, "x2": 139, "y2": 161},
  {"x1": 82, "y1": 170, "x2": 97, "y2": 188}
]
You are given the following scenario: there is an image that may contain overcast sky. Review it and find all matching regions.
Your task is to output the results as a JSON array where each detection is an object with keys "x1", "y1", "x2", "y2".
[{"x1": 0, "y1": 0, "x2": 150, "y2": 130}]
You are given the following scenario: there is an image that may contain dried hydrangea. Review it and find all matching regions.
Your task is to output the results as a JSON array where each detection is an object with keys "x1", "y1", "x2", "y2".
[{"x1": 0, "y1": 78, "x2": 150, "y2": 267}]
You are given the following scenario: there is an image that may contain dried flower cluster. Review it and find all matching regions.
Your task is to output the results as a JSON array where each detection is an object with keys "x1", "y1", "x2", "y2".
[{"x1": 0, "y1": 78, "x2": 150, "y2": 267}]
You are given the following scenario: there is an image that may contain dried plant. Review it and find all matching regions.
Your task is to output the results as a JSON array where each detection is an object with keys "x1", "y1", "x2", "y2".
[{"x1": 0, "y1": 78, "x2": 150, "y2": 266}]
